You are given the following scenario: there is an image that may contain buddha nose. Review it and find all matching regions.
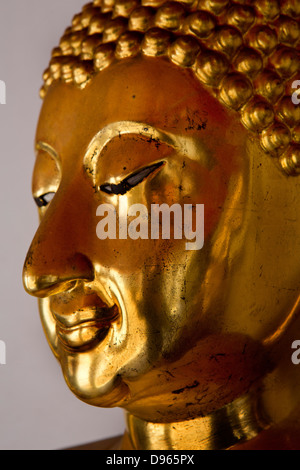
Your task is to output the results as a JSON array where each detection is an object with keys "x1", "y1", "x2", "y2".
[
  {"x1": 23, "y1": 251, "x2": 94, "y2": 297},
  {"x1": 23, "y1": 185, "x2": 95, "y2": 298}
]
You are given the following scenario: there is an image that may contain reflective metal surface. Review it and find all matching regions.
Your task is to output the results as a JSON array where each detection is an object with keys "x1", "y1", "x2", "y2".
[
  {"x1": 125, "y1": 394, "x2": 270, "y2": 450},
  {"x1": 23, "y1": 0, "x2": 300, "y2": 450}
]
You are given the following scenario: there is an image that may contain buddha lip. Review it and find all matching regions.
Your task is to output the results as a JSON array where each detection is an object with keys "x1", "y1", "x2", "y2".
[
  {"x1": 53, "y1": 305, "x2": 119, "y2": 330},
  {"x1": 56, "y1": 320, "x2": 110, "y2": 334},
  {"x1": 56, "y1": 320, "x2": 113, "y2": 352},
  {"x1": 54, "y1": 305, "x2": 119, "y2": 351}
]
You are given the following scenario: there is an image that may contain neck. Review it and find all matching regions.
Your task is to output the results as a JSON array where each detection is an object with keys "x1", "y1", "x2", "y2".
[{"x1": 124, "y1": 393, "x2": 270, "y2": 450}]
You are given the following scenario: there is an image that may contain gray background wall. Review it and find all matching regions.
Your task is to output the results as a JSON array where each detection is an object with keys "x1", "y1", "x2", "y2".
[{"x1": 0, "y1": 0, "x2": 125, "y2": 450}]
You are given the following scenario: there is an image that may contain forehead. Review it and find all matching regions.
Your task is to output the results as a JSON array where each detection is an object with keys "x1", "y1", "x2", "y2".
[{"x1": 36, "y1": 56, "x2": 243, "y2": 159}]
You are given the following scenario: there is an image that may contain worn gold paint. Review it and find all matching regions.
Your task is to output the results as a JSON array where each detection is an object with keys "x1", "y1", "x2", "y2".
[{"x1": 23, "y1": 0, "x2": 300, "y2": 450}]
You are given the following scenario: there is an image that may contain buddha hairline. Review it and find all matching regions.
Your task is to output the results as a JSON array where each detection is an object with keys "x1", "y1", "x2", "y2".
[{"x1": 41, "y1": 0, "x2": 300, "y2": 176}]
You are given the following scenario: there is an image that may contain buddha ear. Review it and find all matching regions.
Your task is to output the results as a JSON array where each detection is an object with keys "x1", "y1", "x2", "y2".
[
  {"x1": 263, "y1": 298, "x2": 300, "y2": 354},
  {"x1": 210, "y1": 171, "x2": 247, "y2": 262}
]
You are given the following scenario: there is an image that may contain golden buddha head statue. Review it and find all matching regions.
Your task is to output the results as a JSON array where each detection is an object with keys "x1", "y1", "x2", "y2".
[{"x1": 23, "y1": 0, "x2": 300, "y2": 448}]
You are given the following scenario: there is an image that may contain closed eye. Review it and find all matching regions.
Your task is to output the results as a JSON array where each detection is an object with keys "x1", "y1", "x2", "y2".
[{"x1": 100, "y1": 161, "x2": 164, "y2": 196}]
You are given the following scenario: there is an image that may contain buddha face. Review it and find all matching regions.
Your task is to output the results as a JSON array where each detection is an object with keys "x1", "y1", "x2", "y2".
[{"x1": 23, "y1": 56, "x2": 300, "y2": 422}]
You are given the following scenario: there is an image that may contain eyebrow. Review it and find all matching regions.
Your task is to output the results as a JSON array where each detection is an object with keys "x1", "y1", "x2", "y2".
[
  {"x1": 35, "y1": 141, "x2": 62, "y2": 171},
  {"x1": 83, "y1": 121, "x2": 212, "y2": 185}
]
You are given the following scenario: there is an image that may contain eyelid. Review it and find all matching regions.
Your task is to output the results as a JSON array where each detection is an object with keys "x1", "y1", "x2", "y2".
[{"x1": 100, "y1": 161, "x2": 165, "y2": 196}]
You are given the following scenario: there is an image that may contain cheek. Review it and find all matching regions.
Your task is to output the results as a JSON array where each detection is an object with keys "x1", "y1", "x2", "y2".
[
  {"x1": 199, "y1": 168, "x2": 228, "y2": 239},
  {"x1": 152, "y1": 164, "x2": 229, "y2": 240},
  {"x1": 90, "y1": 230, "x2": 187, "y2": 273},
  {"x1": 88, "y1": 165, "x2": 231, "y2": 272}
]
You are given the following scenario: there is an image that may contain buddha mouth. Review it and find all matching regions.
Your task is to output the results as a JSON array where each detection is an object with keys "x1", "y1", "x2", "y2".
[{"x1": 53, "y1": 304, "x2": 119, "y2": 351}]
